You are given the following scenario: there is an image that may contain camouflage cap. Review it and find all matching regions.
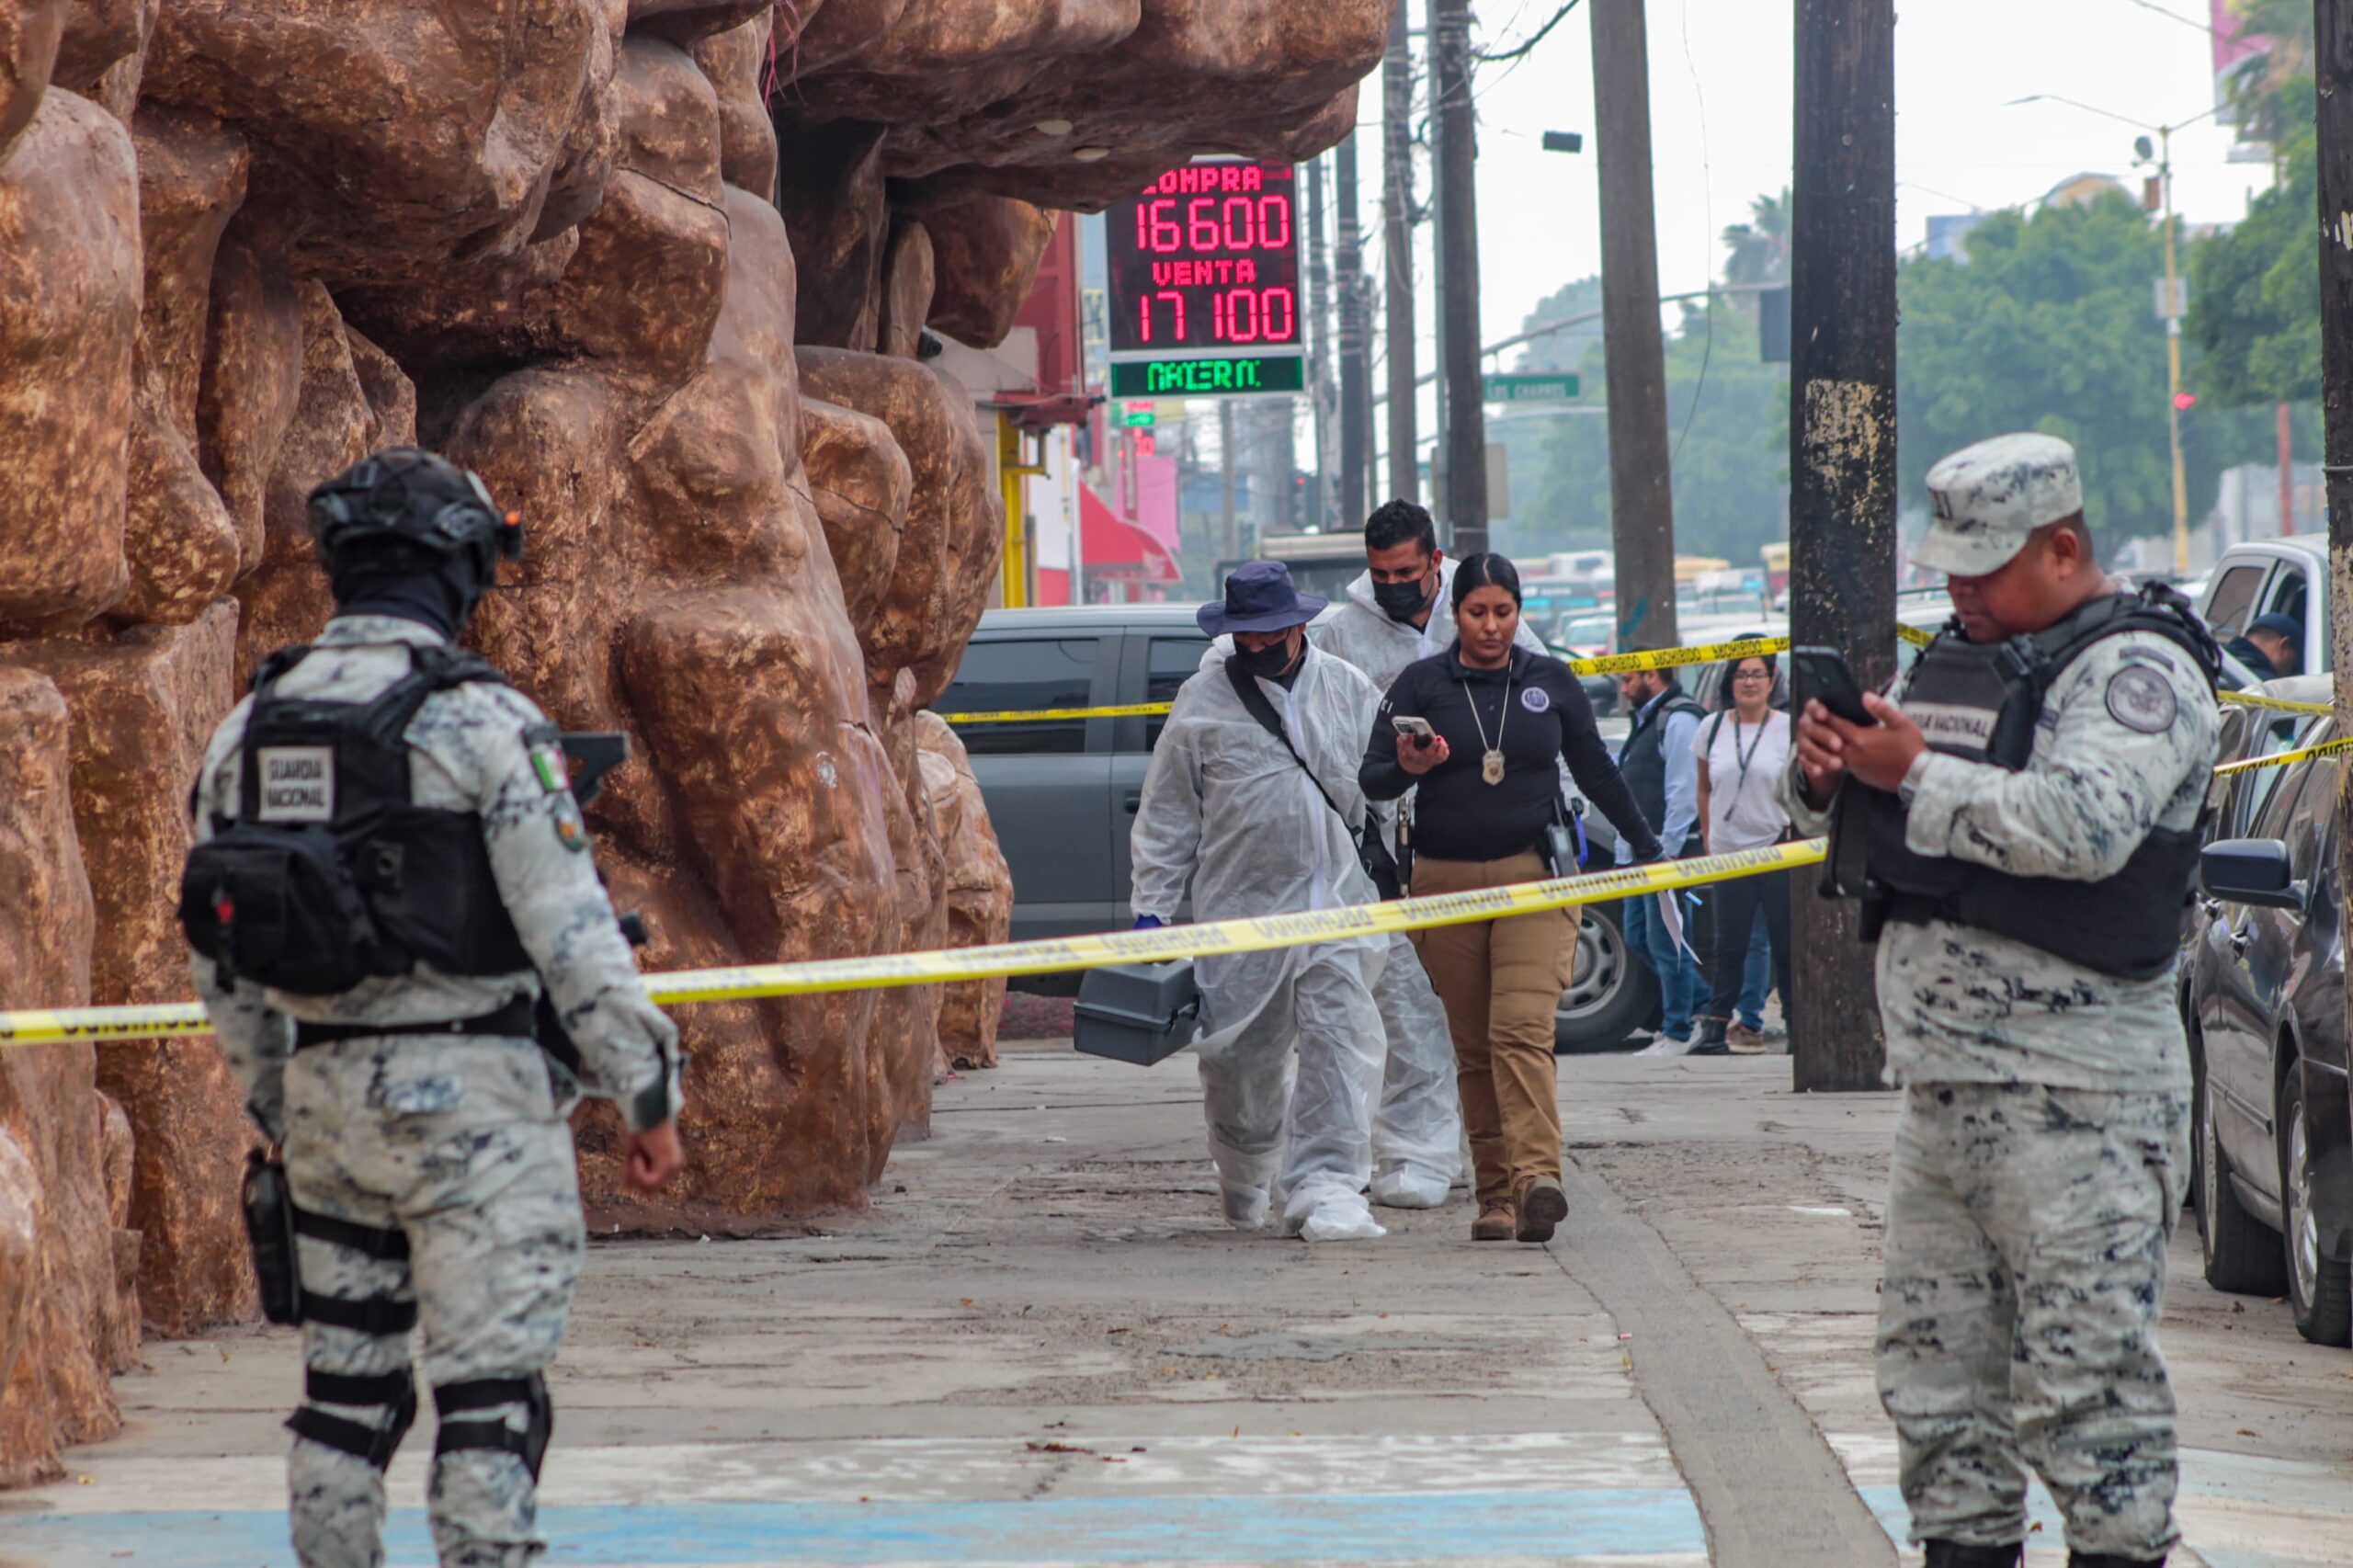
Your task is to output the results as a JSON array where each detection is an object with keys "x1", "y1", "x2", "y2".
[{"x1": 1914, "y1": 433, "x2": 2084, "y2": 576}]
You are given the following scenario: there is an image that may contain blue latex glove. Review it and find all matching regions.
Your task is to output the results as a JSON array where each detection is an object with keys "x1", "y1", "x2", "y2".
[{"x1": 1132, "y1": 915, "x2": 1166, "y2": 929}]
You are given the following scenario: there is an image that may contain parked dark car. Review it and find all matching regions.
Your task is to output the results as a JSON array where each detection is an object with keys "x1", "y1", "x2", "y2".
[
  {"x1": 2183, "y1": 674, "x2": 2352, "y2": 1346},
  {"x1": 938, "y1": 606, "x2": 1660, "y2": 1050}
]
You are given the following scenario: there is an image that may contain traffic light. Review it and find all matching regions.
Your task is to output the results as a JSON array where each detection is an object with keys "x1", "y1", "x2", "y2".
[{"x1": 2173, "y1": 391, "x2": 2197, "y2": 412}]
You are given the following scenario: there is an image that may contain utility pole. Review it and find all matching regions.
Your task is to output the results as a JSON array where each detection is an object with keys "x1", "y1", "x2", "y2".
[
  {"x1": 2322, "y1": 1, "x2": 2353, "y2": 786},
  {"x1": 1381, "y1": 0, "x2": 1419, "y2": 503},
  {"x1": 1307, "y1": 154, "x2": 1338, "y2": 530},
  {"x1": 1789, "y1": 0, "x2": 1896, "y2": 1094},
  {"x1": 2279, "y1": 400, "x2": 2297, "y2": 534},
  {"x1": 1337, "y1": 129, "x2": 1371, "y2": 528},
  {"x1": 2158, "y1": 125, "x2": 2191, "y2": 573},
  {"x1": 1590, "y1": 0, "x2": 1677, "y2": 646},
  {"x1": 1431, "y1": 0, "x2": 1488, "y2": 553},
  {"x1": 1219, "y1": 400, "x2": 1238, "y2": 561}
]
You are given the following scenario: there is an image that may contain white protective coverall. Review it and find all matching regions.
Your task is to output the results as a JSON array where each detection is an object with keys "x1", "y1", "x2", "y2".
[
  {"x1": 1301, "y1": 562, "x2": 1551, "y2": 1207},
  {"x1": 1131, "y1": 641, "x2": 1391, "y2": 1242}
]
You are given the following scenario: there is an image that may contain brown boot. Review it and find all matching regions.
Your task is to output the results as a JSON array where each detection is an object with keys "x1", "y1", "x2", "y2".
[
  {"x1": 1517, "y1": 1176, "x2": 1569, "y2": 1244},
  {"x1": 1472, "y1": 1200, "x2": 1517, "y2": 1241}
]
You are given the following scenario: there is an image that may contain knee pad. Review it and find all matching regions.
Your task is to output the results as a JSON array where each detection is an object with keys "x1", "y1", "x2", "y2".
[
  {"x1": 288, "y1": 1365, "x2": 418, "y2": 1471},
  {"x1": 434, "y1": 1372, "x2": 552, "y2": 1481}
]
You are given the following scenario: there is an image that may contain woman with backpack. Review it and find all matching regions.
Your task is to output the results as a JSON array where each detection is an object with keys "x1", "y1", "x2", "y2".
[{"x1": 1692, "y1": 649, "x2": 1795, "y2": 1053}]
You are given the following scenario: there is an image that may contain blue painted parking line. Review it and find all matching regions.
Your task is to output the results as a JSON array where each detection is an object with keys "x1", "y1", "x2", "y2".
[{"x1": 3, "y1": 1486, "x2": 1709, "y2": 1567}]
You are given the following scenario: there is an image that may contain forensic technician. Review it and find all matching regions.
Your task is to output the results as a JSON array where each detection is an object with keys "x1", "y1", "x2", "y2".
[
  {"x1": 1131, "y1": 562, "x2": 1392, "y2": 1243},
  {"x1": 183, "y1": 449, "x2": 684, "y2": 1568},
  {"x1": 1307, "y1": 498, "x2": 1548, "y2": 1209},
  {"x1": 1362, "y1": 553, "x2": 1665, "y2": 1244},
  {"x1": 1784, "y1": 433, "x2": 2219, "y2": 1568}
]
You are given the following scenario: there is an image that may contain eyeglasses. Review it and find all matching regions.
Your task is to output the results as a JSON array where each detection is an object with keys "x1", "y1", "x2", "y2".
[{"x1": 1733, "y1": 670, "x2": 1771, "y2": 682}]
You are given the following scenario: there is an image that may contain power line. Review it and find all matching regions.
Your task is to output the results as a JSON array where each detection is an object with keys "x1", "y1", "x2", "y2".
[{"x1": 1480, "y1": 0, "x2": 1585, "y2": 64}]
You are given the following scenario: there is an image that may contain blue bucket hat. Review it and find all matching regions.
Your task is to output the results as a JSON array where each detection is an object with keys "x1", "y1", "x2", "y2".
[{"x1": 1198, "y1": 561, "x2": 1327, "y2": 636}]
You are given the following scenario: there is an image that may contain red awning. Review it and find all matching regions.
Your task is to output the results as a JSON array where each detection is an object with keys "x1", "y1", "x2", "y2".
[{"x1": 1081, "y1": 485, "x2": 1179, "y2": 582}]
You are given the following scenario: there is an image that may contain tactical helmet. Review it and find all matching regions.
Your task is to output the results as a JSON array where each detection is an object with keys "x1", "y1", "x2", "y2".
[{"x1": 305, "y1": 448, "x2": 524, "y2": 581}]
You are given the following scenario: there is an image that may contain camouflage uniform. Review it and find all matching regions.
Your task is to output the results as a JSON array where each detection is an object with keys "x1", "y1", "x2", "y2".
[
  {"x1": 193, "y1": 614, "x2": 682, "y2": 1568},
  {"x1": 1784, "y1": 619, "x2": 2216, "y2": 1562}
]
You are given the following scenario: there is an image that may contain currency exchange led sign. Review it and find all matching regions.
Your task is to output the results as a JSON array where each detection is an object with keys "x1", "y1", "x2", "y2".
[{"x1": 1104, "y1": 159, "x2": 1305, "y2": 401}]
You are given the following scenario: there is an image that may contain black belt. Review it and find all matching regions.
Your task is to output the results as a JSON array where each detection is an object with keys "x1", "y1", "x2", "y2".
[{"x1": 292, "y1": 996, "x2": 535, "y2": 1053}]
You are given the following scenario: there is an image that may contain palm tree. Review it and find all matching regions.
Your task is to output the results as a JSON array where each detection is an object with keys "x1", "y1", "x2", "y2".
[{"x1": 1720, "y1": 189, "x2": 1790, "y2": 289}]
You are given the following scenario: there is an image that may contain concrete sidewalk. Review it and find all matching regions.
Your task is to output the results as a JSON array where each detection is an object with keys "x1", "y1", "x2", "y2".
[{"x1": 4, "y1": 1043, "x2": 2347, "y2": 1567}]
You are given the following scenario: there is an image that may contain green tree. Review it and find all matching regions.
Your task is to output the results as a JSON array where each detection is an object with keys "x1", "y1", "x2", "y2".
[
  {"x1": 1896, "y1": 190, "x2": 2279, "y2": 542},
  {"x1": 1506, "y1": 299, "x2": 1788, "y2": 563},
  {"x1": 2188, "y1": 130, "x2": 2321, "y2": 408}
]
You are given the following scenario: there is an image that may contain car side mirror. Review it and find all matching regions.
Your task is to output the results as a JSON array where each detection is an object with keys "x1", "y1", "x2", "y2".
[{"x1": 2200, "y1": 837, "x2": 2304, "y2": 911}]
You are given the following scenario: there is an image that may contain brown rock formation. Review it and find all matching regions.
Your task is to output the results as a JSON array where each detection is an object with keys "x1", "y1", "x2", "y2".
[
  {"x1": 0, "y1": 0, "x2": 1377, "y2": 1483},
  {"x1": 795, "y1": 347, "x2": 1001, "y2": 705},
  {"x1": 0, "y1": 88, "x2": 138, "y2": 632},
  {"x1": 144, "y1": 0, "x2": 622, "y2": 284},
  {"x1": 922, "y1": 197, "x2": 1054, "y2": 349},
  {"x1": 0, "y1": 667, "x2": 124, "y2": 1487},
  {"x1": 876, "y1": 216, "x2": 934, "y2": 358},
  {"x1": 0, "y1": 3, "x2": 63, "y2": 161},
  {"x1": 918, "y1": 711, "x2": 1012, "y2": 1072},
  {"x1": 12, "y1": 604, "x2": 249, "y2": 1334}
]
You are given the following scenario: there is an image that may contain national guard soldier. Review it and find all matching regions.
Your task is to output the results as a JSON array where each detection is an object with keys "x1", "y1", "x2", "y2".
[
  {"x1": 182, "y1": 448, "x2": 685, "y2": 1568},
  {"x1": 1783, "y1": 433, "x2": 2219, "y2": 1568}
]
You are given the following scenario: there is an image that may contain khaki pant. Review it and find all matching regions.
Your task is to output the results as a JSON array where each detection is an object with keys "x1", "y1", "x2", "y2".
[{"x1": 1410, "y1": 852, "x2": 1574, "y2": 1209}]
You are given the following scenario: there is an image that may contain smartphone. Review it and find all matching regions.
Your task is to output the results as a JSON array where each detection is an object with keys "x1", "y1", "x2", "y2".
[
  {"x1": 1392, "y1": 715, "x2": 1436, "y2": 744},
  {"x1": 1791, "y1": 646, "x2": 1874, "y2": 725}
]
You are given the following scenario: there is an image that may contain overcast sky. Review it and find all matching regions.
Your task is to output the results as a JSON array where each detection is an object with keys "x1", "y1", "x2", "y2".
[{"x1": 1392, "y1": 0, "x2": 2276, "y2": 381}]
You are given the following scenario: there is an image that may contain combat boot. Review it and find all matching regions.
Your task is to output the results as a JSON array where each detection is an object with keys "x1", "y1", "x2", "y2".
[
  {"x1": 1688, "y1": 1017, "x2": 1731, "y2": 1056},
  {"x1": 1923, "y1": 1542, "x2": 2022, "y2": 1568}
]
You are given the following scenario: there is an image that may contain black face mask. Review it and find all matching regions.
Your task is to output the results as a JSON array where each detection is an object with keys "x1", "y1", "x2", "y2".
[
  {"x1": 1372, "y1": 573, "x2": 1436, "y2": 623},
  {"x1": 1232, "y1": 636, "x2": 1301, "y2": 682}
]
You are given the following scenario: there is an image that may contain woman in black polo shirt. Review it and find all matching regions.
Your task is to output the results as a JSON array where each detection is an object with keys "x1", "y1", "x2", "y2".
[{"x1": 1362, "y1": 553, "x2": 1665, "y2": 1244}]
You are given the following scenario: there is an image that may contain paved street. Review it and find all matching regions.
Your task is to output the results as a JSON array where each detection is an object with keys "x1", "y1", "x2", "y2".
[{"x1": 6, "y1": 1040, "x2": 2348, "y2": 1568}]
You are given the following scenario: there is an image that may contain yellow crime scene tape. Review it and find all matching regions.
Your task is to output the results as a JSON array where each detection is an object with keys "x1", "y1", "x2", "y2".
[
  {"x1": 2213, "y1": 733, "x2": 2353, "y2": 778},
  {"x1": 0, "y1": 840, "x2": 1829, "y2": 1049},
  {"x1": 2218, "y1": 690, "x2": 2333, "y2": 716},
  {"x1": 933, "y1": 701, "x2": 1175, "y2": 724},
  {"x1": 944, "y1": 633, "x2": 1854, "y2": 723}
]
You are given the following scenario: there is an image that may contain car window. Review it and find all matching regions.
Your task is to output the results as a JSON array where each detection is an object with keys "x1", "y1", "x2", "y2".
[
  {"x1": 2285, "y1": 747, "x2": 2341, "y2": 881},
  {"x1": 1145, "y1": 636, "x2": 1211, "y2": 748},
  {"x1": 2257, "y1": 564, "x2": 2325, "y2": 676},
  {"x1": 937, "y1": 637, "x2": 1099, "y2": 756},
  {"x1": 2251, "y1": 719, "x2": 2329, "y2": 841},
  {"x1": 2231, "y1": 713, "x2": 2319, "y2": 838},
  {"x1": 2201, "y1": 563, "x2": 2268, "y2": 642}
]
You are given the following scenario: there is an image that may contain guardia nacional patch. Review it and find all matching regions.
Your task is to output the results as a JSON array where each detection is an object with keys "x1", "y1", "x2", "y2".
[
  {"x1": 2104, "y1": 665, "x2": 2177, "y2": 735},
  {"x1": 552, "y1": 797, "x2": 589, "y2": 853}
]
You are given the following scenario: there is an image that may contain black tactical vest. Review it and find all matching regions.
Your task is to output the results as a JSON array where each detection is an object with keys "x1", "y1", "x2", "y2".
[
  {"x1": 1619, "y1": 689, "x2": 1707, "y2": 858},
  {"x1": 1825, "y1": 584, "x2": 2221, "y2": 980},
  {"x1": 180, "y1": 642, "x2": 531, "y2": 994}
]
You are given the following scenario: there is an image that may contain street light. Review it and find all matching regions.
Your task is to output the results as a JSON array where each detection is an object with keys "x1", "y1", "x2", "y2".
[{"x1": 2007, "y1": 94, "x2": 2224, "y2": 574}]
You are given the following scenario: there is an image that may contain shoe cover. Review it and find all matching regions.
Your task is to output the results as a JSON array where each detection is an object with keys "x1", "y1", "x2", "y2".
[
  {"x1": 1370, "y1": 1162, "x2": 1451, "y2": 1210},
  {"x1": 1285, "y1": 1189, "x2": 1388, "y2": 1243},
  {"x1": 1222, "y1": 1183, "x2": 1270, "y2": 1232}
]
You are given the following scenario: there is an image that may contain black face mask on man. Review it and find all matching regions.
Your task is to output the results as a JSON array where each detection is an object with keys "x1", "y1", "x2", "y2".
[
  {"x1": 1372, "y1": 572, "x2": 1437, "y2": 623},
  {"x1": 1231, "y1": 634, "x2": 1301, "y2": 681}
]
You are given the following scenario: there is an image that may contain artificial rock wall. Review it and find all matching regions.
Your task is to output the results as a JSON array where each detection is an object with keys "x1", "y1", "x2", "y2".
[{"x1": 0, "y1": 0, "x2": 1385, "y2": 1483}]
